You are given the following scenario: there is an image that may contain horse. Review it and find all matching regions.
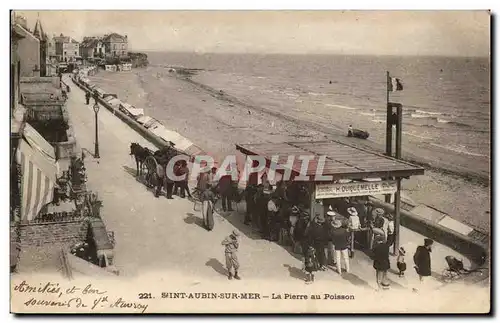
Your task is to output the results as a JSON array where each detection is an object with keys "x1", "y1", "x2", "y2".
[{"x1": 129, "y1": 143, "x2": 153, "y2": 176}]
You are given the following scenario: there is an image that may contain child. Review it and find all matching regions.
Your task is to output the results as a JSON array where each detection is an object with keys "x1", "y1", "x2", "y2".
[
  {"x1": 397, "y1": 247, "x2": 407, "y2": 277},
  {"x1": 304, "y1": 246, "x2": 319, "y2": 284}
]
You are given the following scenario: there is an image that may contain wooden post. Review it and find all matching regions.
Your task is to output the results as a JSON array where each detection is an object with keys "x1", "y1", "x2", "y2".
[
  {"x1": 393, "y1": 178, "x2": 402, "y2": 255},
  {"x1": 396, "y1": 105, "x2": 403, "y2": 159},
  {"x1": 309, "y1": 182, "x2": 316, "y2": 219}
]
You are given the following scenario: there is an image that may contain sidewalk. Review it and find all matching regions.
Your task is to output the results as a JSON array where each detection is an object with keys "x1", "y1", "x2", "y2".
[{"x1": 64, "y1": 75, "x2": 475, "y2": 293}]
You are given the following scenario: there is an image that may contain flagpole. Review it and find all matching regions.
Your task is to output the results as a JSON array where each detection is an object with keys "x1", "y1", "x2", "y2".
[{"x1": 385, "y1": 71, "x2": 392, "y2": 204}]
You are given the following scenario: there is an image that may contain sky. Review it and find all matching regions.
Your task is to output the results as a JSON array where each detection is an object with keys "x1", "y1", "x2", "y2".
[{"x1": 14, "y1": 10, "x2": 490, "y2": 57}]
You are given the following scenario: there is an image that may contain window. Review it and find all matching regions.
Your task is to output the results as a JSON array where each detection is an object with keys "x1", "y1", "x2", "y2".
[
  {"x1": 75, "y1": 51, "x2": 78, "y2": 55},
  {"x1": 113, "y1": 44, "x2": 116, "y2": 50},
  {"x1": 122, "y1": 44, "x2": 125, "y2": 49},
  {"x1": 122, "y1": 51, "x2": 125, "y2": 55},
  {"x1": 64, "y1": 51, "x2": 67, "y2": 56}
]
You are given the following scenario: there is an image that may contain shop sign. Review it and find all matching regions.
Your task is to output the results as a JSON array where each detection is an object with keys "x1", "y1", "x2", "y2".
[{"x1": 315, "y1": 180, "x2": 397, "y2": 199}]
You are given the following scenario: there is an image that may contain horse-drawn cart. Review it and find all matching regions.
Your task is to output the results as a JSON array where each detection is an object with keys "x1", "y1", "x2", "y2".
[{"x1": 130, "y1": 142, "x2": 183, "y2": 188}]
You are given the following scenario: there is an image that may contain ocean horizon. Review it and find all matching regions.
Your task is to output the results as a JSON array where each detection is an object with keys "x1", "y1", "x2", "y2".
[{"x1": 141, "y1": 51, "x2": 490, "y2": 177}]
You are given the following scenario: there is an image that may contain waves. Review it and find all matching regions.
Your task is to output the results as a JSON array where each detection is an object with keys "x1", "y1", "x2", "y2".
[
  {"x1": 428, "y1": 143, "x2": 488, "y2": 157},
  {"x1": 325, "y1": 103, "x2": 357, "y2": 110}
]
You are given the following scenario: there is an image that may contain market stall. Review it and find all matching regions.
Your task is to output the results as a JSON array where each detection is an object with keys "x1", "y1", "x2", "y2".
[{"x1": 236, "y1": 140, "x2": 424, "y2": 253}]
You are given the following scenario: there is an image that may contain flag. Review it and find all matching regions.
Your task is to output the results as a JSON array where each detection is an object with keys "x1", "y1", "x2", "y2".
[{"x1": 388, "y1": 76, "x2": 404, "y2": 92}]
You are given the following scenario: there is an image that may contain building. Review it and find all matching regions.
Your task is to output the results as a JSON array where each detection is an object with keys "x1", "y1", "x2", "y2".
[
  {"x1": 11, "y1": 15, "x2": 24, "y2": 113},
  {"x1": 80, "y1": 37, "x2": 106, "y2": 59},
  {"x1": 12, "y1": 14, "x2": 40, "y2": 77},
  {"x1": 53, "y1": 34, "x2": 80, "y2": 63},
  {"x1": 102, "y1": 33, "x2": 128, "y2": 57},
  {"x1": 47, "y1": 34, "x2": 56, "y2": 59},
  {"x1": 32, "y1": 16, "x2": 47, "y2": 77}
]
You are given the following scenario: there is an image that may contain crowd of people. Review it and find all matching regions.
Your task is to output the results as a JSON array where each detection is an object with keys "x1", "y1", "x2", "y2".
[{"x1": 192, "y1": 169, "x2": 435, "y2": 289}]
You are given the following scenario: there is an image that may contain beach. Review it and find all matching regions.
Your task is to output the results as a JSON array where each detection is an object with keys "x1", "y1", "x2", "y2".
[{"x1": 87, "y1": 57, "x2": 490, "y2": 234}]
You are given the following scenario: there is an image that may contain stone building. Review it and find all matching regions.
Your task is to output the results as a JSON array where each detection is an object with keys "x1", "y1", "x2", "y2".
[
  {"x1": 12, "y1": 14, "x2": 40, "y2": 77},
  {"x1": 54, "y1": 34, "x2": 80, "y2": 63},
  {"x1": 80, "y1": 37, "x2": 106, "y2": 59},
  {"x1": 102, "y1": 33, "x2": 128, "y2": 58}
]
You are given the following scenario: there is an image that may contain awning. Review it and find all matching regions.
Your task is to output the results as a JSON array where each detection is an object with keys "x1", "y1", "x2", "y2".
[
  {"x1": 127, "y1": 108, "x2": 144, "y2": 118},
  {"x1": 143, "y1": 118, "x2": 161, "y2": 129},
  {"x1": 149, "y1": 126, "x2": 193, "y2": 151},
  {"x1": 16, "y1": 123, "x2": 58, "y2": 221},
  {"x1": 137, "y1": 115, "x2": 153, "y2": 125},
  {"x1": 107, "y1": 98, "x2": 122, "y2": 107},
  {"x1": 119, "y1": 102, "x2": 144, "y2": 118}
]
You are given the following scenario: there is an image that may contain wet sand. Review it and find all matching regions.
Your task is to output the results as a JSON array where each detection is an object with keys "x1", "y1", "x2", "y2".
[{"x1": 87, "y1": 68, "x2": 491, "y2": 234}]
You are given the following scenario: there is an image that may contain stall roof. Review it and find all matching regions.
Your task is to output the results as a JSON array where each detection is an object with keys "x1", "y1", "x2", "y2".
[{"x1": 236, "y1": 140, "x2": 425, "y2": 180}]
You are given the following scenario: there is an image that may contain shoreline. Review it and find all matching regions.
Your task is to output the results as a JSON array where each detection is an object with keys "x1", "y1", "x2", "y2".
[
  {"x1": 86, "y1": 68, "x2": 491, "y2": 233},
  {"x1": 180, "y1": 72, "x2": 489, "y2": 187}
]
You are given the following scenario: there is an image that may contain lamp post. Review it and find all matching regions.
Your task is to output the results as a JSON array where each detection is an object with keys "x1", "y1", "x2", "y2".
[{"x1": 93, "y1": 100, "x2": 100, "y2": 158}]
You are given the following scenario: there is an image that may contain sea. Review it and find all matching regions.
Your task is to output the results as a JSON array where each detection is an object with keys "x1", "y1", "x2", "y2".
[{"x1": 145, "y1": 52, "x2": 490, "y2": 172}]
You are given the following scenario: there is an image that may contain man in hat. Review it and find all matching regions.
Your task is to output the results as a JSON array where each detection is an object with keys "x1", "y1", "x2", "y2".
[
  {"x1": 330, "y1": 219, "x2": 351, "y2": 274},
  {"x1": 326, "y1": 208, "x2": 337, "y2": 265},
  {"x1": 305, "y1": 214, "x2": 328, "y2": 270},
  {"x1": 372, "y1": 208, "x2": 386, "y2": 228},
  {"x1": 413, "y1": 238, "x2": 434, "y2": 290},
  {"x1": 347, "y1": 207, "x2": 361, "y2": 256},
  {"x1": 221, "y1": 230, "x2": 241, "y2": 280}
]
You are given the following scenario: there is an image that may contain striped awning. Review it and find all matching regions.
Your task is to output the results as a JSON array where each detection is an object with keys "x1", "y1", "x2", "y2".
[{"x1": 16, "y1": 123, "x2": 58, "y2": 221}]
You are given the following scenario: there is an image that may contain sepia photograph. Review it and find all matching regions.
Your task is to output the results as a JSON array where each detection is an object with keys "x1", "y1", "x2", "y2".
[{"x1": 9, "y1": 8, "x2": 491, "y2": 314}]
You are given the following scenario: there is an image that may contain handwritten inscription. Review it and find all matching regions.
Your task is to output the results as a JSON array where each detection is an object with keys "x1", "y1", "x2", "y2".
[{"x1": 13, "y1": 281, "x2": 148, "y2": 313}]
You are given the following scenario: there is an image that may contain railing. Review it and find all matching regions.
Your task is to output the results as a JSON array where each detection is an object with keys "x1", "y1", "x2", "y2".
[{"x1": 27, "y1": 211, "x2": 84, "y2": 224}]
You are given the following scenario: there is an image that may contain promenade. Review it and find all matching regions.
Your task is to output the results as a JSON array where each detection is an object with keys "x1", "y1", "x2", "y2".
[{"x1": 64, "y1": 74, "x2": 480, "y2": 299}]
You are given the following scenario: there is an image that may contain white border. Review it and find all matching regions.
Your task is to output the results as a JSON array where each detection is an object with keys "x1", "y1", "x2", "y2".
[{"x1": 2, "y1": 1, "x2": 496, "y2": 322}]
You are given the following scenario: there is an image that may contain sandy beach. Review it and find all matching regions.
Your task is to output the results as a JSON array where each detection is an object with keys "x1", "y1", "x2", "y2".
[{"x1": 87, "y1": 68, "x2": 490, "y2": 234}]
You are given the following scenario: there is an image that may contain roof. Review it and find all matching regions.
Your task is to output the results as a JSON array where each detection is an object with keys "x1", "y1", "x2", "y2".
[
  {"x1": 235, "y1": 140, "x2": 425, "y2": 181},
  {"x1": 81, "y1": 37, "x2": 101, "y2": 48},
  {"x1": 54, "y1": 35, "x2": 79, "y2": 44},
  {"x1": 103, "y1": 32, "x2": 127, "y2": 42}
]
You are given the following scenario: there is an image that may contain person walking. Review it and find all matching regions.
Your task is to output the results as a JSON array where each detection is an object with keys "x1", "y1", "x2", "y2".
[
  {"x1": 413, "y1": 239, "x2": 434, "y2": 291},
  {"x1": 85, "y1": 91, "x2": 91, "y2": 105},
  {"x1": 304, "y1": 246, "x2": 320, "y2": 284},
  {"x1": 372, "y1": 234, "x2": 391, "y2": 290},
  {"x1": 305, "y1": 215, "x2": 328, "y2": 271},
  {"x1": 331, "y1": 219, "x2": 351, "y2": 274},
  {"x1": 201, "y1": 184, "x2": 217, "y2": 230},
  {"x1": 221, "y1": 230, "x2": 241, "y2": 280}
]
